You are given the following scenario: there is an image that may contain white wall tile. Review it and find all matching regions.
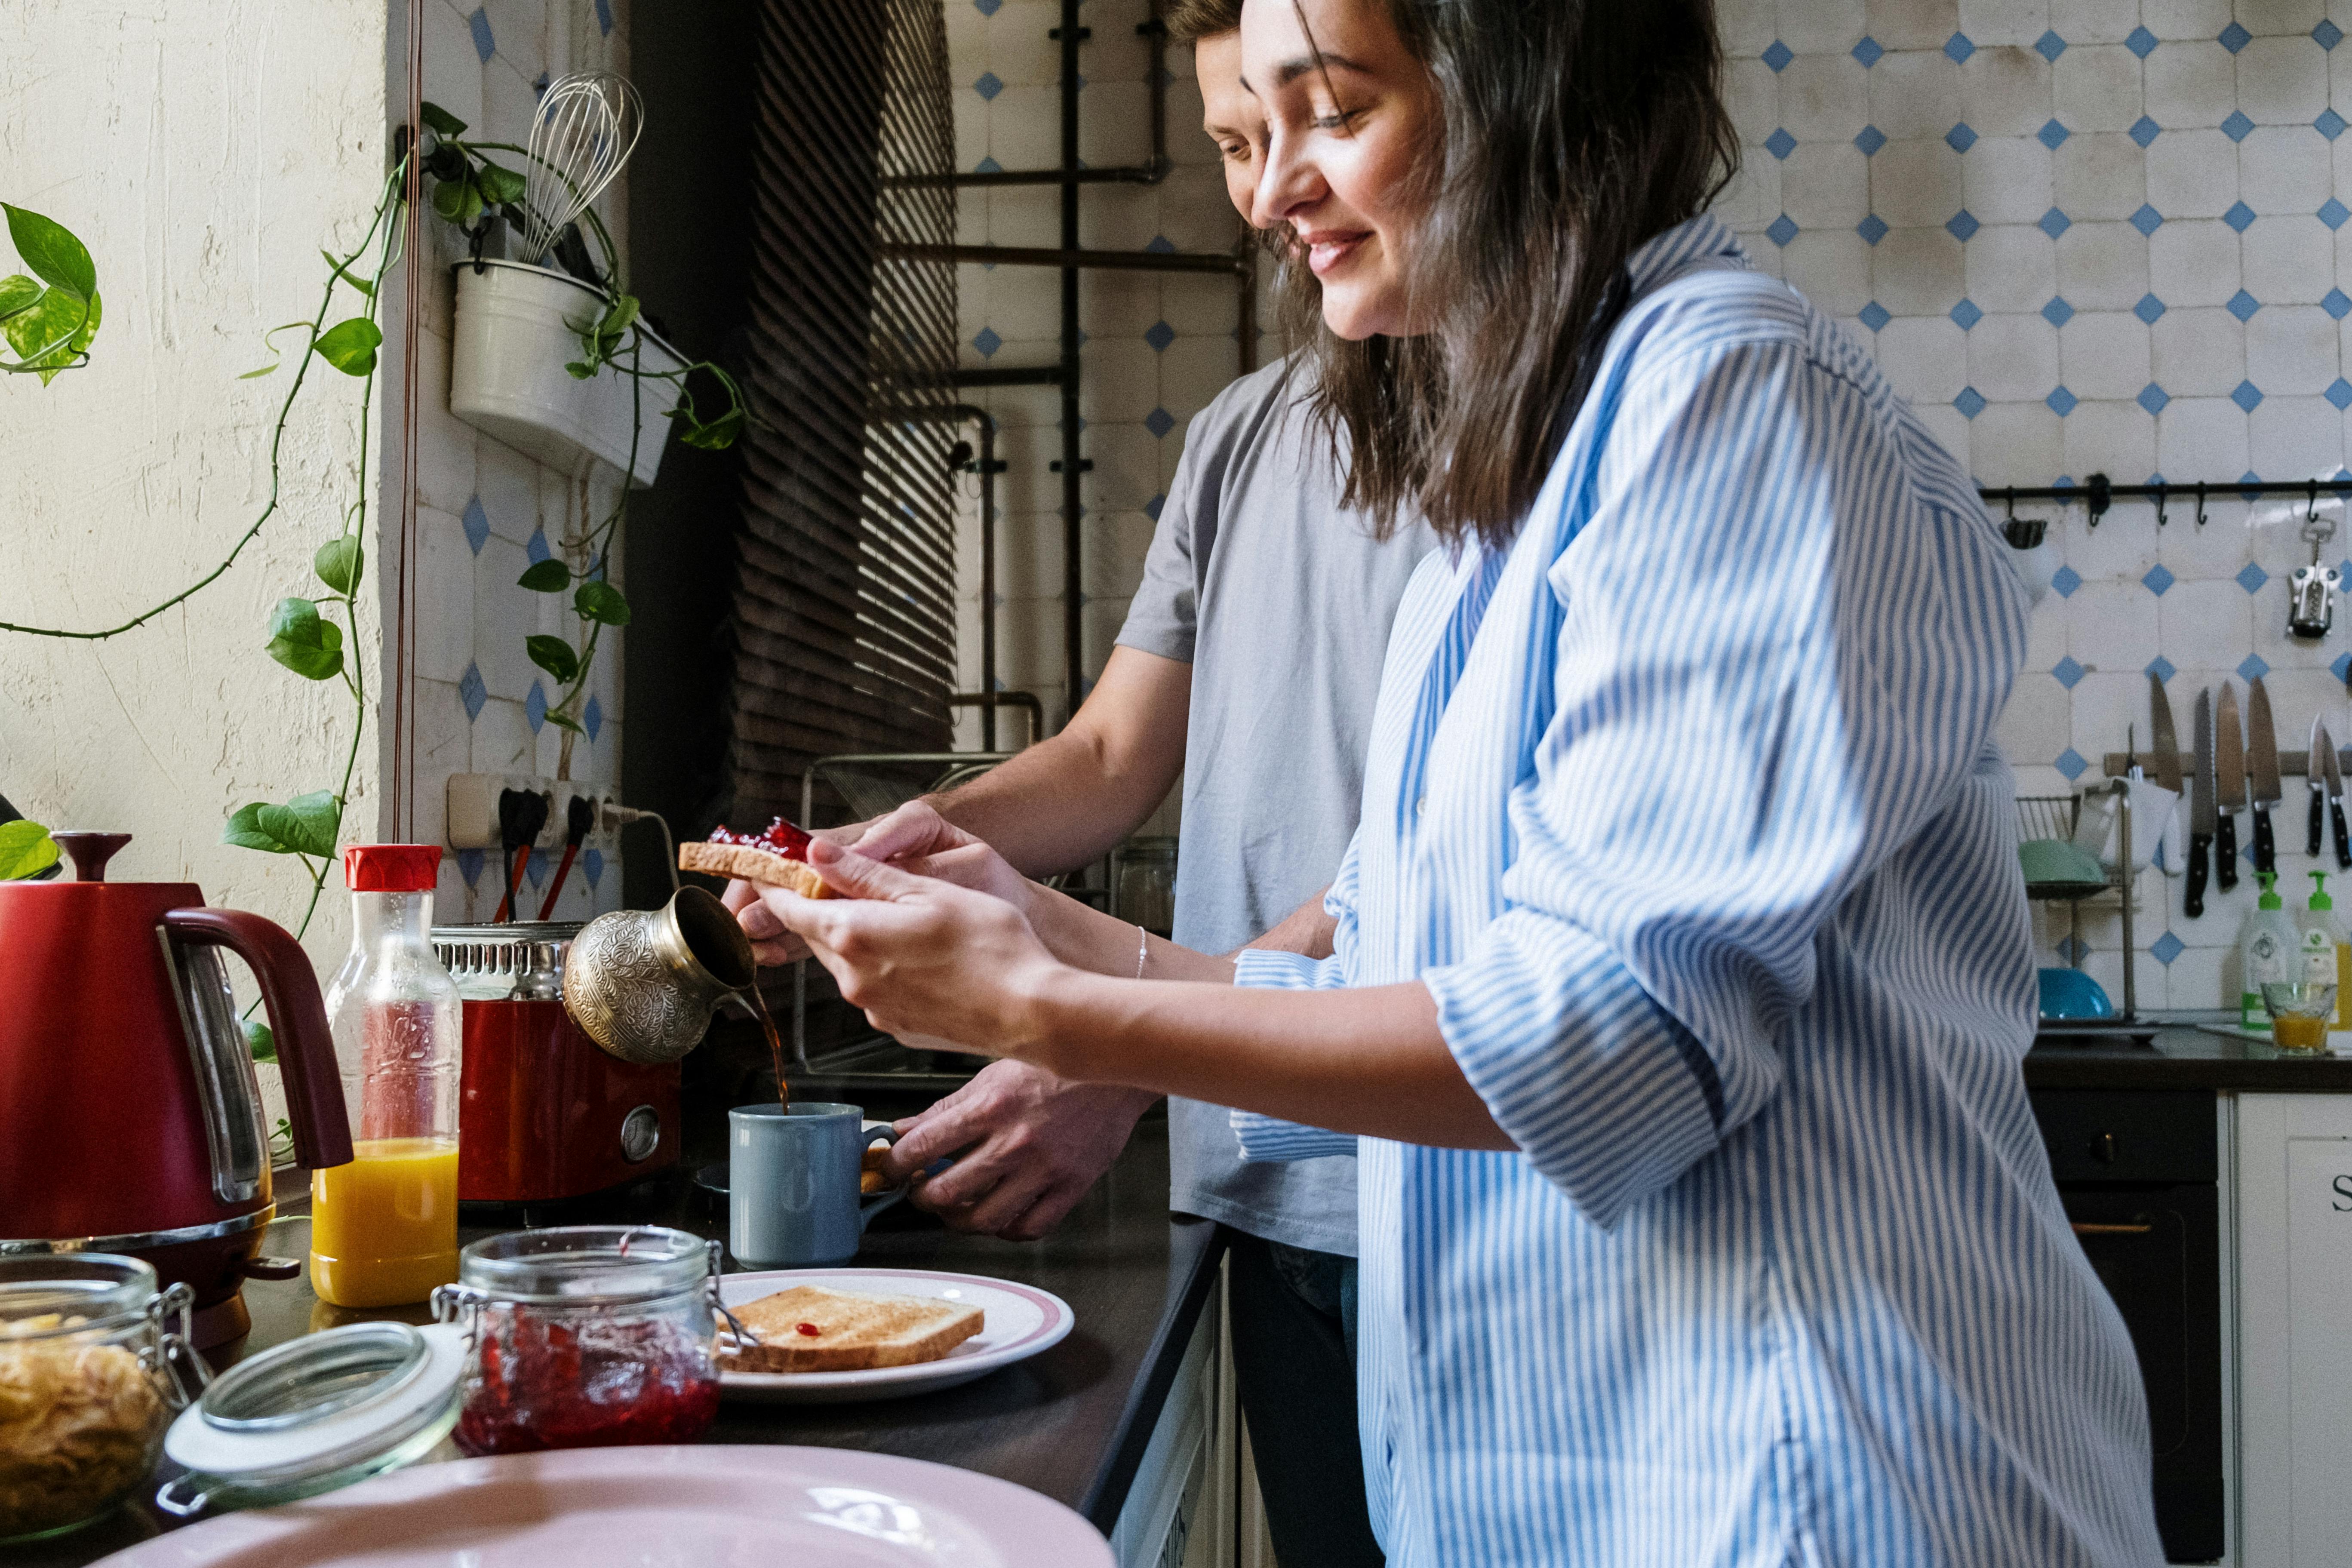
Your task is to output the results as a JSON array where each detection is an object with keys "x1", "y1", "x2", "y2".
[
  {"x1": 2239, "y1": 37, "x2": 2331, "y2": 124},
  {"x1": 2062, "y1": 311, "x2": 2155, "y2": 396},
  {"x1": 2243, "y1": 129, "x2": 2336, "y2": 221},
  {"x1": 1728, "y1": 58, "x2": 1784, "y2": 148},
  {"x1": 1959, "y1": 0, "x2": 2051, "y2": 45},
  {"x1": 2064, "y1": 396, "x2": 2161, "y2": 475},
  {"x1": 2244, "y1": 212, "x2": 2335, "y2": 301},
  {"x1": 1787, "y1": 142, "x2": 1876, "y2": 225},
  {"x1": 1974, "y1": 311, "x2": 2064, "y2": 397},
  {"x1": 1958, "y1": 47, "x2": 2057, "y2": 137},
  {"x1": 1872, "y1": 50, "x2": 1966, "y2": 138},
  {"x1": 988, "y1": 86, "x2": 1061, "y2": 168},
  {"x1": 1998, "y1": 671, "x2": 2074, "y2": 759},
  {"x1": 2068, "y1": 579, "x2": 2164, "y2": 667},
  {"x1": 2147, "y1": 127, "x2": 2245, "y2": 216},
  {"x1": 1079, "y1": 80, "x2": 1155, "y2": 168},
  {"x1": 2247, "y1": 304, "x2": 2341, "y2": 391},
  {"x1": 2051, "y1": 0, "x2": 2142, "y2": 44},
  {"x1": 2237, "y1": 0, "x2": 2327, "y2": 36},
  {"x1": 1781, "y1": 55, "x2": 1873, "y2": 141},
  {"x1": 1723, "y1": 0, "x2": 1782, "y2": 54},
  {"x1": 2054, "y1": 46, "x2": 2147, "y2": 132},
  {"x1": 2146, "y1": 43, "x2": 2239, "y2": 128},
  {"x1": 2056, "y1": 221, "x2": 2151, "y2": 307},
  {"x1": 1874, "y1": 226, "x2": 1968, "y2": 310},
  {"x1": 422, "y1": 3, "x2": 484, "y2": 133},
  {"x1": 2157, "y1": 395, "x2": 2257, "y2": 473},
  {"x1": 1966, "y1": 221, "x2": 2061, "y2": 309},
  {"x1": 2153, "y1": 306, "x2": 2251, "y2": 393},
  {"x1": 416, "y1": 506, "x2": 477, "y2": 686},
  {"x1": 1783, "y1": 229, "x2": 1877, "y2": 312},
  {"x1": 2144, "y1": 0, "x2": 2235, "y2": 41},
  {"x1": 1974, "y1": 399, "x2": 2069, "y2": 479},
  {"x1": 2149, "y1": 218, "x2": 2243, "y2": 306},
  {"x1": 1882, "y1": 315, "x2": 1974, "y2": 398},
  {"x1": 2054, "y1": 134, "x2": 2149, "y2": 220},
  {"x1": 1782, "y1": 0, "x2": 1870, "y2": 52},
  {"x1": 1870, "y1": 0, "x2": 1966, "y2": 51},
  {"x1": 2250, "y1": 394, "x2": 2348, "y2": 473},
  {"x1": 1871, "y1": 139, "x2": 1965, "y2": 225},
  {"x1": 1965, "y1": 136, "x2": 2058, "y2": 220}
]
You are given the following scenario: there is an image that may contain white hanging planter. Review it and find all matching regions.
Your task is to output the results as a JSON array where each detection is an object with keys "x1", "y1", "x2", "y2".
[{"x1": 447, "y1": 260, "x2": 686, "y2": 489}]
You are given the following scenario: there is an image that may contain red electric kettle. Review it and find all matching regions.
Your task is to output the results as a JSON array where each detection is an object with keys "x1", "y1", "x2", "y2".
[{"x1": 0, "y1": 830, "x2": 351, "y2": 1346}]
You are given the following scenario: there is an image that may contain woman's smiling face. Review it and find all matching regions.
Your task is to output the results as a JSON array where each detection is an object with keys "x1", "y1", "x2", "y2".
[{"x1": 1242, "y1": 0, "x2": 1435, "y2": 341}]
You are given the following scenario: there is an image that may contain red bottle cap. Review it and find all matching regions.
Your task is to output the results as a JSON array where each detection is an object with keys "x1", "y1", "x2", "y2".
[{"x1": 343, "y1": 844, "x2": 444, "y2": 892}]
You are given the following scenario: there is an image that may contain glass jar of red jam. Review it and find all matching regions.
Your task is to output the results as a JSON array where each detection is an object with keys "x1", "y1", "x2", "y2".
[{"x1": 432, "y1": 1227, "x2": 725, "y2": 1456}]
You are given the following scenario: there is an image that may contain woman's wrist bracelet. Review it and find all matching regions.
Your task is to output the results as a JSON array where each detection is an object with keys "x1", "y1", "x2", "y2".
[{"x1": 1134, "y1": 923, "x2": 1149, "y2": 980}]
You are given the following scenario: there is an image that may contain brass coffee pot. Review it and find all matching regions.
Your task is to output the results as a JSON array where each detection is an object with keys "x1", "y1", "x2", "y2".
[{"x1": 563, "y1": 887, "x2": 756, "y2": 1064}]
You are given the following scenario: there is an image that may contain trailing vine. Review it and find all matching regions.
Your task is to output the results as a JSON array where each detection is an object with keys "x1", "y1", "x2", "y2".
[{"x1": 420, "y1": 101, "x2": 745, "y2": 773}]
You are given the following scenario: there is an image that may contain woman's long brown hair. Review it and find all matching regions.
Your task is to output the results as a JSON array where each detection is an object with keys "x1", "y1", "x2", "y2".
[{"x1": 1280, "y1": 0, "x2": 1739, "y2": 549}]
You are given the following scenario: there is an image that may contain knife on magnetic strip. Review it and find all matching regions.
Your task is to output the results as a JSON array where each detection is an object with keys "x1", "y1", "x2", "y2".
[
  {"x1": 2215, "y1": 681, "x2": 2244, "y2": 892},
  {"x1": 2187, "y1": 688, "x2": 2215, "y2": 918},
  {"x1": 2247, "y1": 677, "x2": 2281, "y2": 877},
  {"x1": 2148, "y1": 673, "x2": 2184, "y2": 798},
  {"x1": 2309, "y1": 716, "x2": 2330, "y2": 857},
  {"x1": 2327, "y1": 723, "x2": 2352, "y2": 871}
]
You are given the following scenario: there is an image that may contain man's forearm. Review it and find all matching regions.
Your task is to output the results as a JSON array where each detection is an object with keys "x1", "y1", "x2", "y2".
[
  {"x1": 920, "y1": 646, "x2": 1192, "y2": 879},
  {"x1": 921, "y1": 734, "x2": 1148, "y2": 877}
]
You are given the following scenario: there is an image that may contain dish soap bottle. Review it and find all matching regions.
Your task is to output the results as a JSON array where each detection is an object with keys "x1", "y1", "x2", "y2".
[
  {"x1": 2238, "y1": 872, "x2": 2300, "y2": 1032},
  {"x1": 309, "y1": 845, "x2": 463, "y2": 1308},
  {"x1": 2303, "y1": 871, "x2": 2352, "y2": 1030}
]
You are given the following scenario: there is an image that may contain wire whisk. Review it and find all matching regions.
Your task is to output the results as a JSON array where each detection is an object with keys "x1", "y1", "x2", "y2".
[{"x1": 520, "y1": 71, "x2": 644, "y2": 266}]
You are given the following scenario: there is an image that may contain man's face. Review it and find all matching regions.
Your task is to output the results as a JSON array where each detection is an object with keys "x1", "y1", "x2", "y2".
[{"x1": 1196, "y1": 31, "x2": 1268, "y2": 224}]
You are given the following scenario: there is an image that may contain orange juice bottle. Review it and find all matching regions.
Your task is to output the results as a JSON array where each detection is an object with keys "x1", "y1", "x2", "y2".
[{"x1": 310, "y1": 845, "x2": 463, "y2": 1308}]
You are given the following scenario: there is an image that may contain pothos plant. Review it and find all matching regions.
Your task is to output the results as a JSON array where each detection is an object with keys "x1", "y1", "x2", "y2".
[
  {"x1": 0, "y1": 176, "x2": 406, "y2": 1084},
  {"x1": 419, "y1": 101, "x2": 746, "y2": 772},
  {"x1": 3, "y1": 107, "x2": 749, "y2": 1043}
]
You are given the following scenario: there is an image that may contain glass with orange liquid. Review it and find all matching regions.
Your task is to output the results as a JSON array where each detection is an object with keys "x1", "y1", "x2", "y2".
[{"x1": 310, "y1": 846, "x2": 464, "y2": 1307}]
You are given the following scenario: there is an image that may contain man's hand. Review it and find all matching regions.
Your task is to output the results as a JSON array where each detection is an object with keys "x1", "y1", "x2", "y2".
[{"x1": 885, "y1": 1060, "x2": 1159, "y2": 1240}]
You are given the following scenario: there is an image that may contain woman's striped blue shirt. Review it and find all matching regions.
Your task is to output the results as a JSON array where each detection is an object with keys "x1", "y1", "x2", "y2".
[{"x1": 1229, "y1": 217, "x2": 2164, "y2": 1566}]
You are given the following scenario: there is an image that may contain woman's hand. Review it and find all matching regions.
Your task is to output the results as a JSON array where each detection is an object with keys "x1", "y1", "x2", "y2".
[
  {"x1": 758, "y1": 838, "x2": 1064, "y2": 1059},
  {"x1": 730, "y1": 803, "x2": 1033, "y2": 965}
]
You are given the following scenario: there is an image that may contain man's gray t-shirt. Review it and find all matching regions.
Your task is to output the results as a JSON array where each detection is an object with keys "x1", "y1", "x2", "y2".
[{"x1": 1115, "y1": 357, "x2": 1438, "y2": 1257}]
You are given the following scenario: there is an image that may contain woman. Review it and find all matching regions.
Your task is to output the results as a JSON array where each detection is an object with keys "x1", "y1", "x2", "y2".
[{"x1": 751, "y1": 0, "x2": 2164, "y2": 1561}]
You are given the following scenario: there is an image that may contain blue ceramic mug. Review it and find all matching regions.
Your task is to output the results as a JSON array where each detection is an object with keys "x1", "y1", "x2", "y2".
[{"x1": 727, "y1": 1103, "x2": 904, "y2": 1269}]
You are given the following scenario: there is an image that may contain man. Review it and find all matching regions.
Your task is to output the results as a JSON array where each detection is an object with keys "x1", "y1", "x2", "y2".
[{"x1": 733, "y1": 6, "x2": 1430, "y2": 1562}]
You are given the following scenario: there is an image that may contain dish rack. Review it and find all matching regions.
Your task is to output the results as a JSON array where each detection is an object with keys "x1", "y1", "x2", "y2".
[{"x1": 2018, "y1": 781, "x2": 2152, "y2": 1039}]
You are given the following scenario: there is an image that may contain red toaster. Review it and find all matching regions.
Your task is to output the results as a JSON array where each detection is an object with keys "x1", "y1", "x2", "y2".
[{"x1": 434, "y1": 923, "x2": 680, "y2": 1204}]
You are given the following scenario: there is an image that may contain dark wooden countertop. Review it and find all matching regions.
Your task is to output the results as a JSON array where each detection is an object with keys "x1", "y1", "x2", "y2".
[
  {"x1": 26, "y1": 1117, "x2": 1224, "y2": 1565},
  {"x1": 2026, "y1": 1018, "x2": 2352, "y2": 1090}
]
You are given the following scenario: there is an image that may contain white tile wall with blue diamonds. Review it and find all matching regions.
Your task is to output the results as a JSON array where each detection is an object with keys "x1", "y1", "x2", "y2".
[
  {"x1": 413, "y1": 0, "x2": 632, "y2": 921},
  {"x1": 943, "y1": 0, "x2": 1261, "y2": 743},
  {"x1": 1730, "y1": 0, "x2": 2352, "y2": 1007}
]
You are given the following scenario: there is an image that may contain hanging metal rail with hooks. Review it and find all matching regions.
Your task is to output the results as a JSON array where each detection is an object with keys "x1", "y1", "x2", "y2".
[{"x1": 1981, "y1": 472, "x2": 2352, "y2": 527}]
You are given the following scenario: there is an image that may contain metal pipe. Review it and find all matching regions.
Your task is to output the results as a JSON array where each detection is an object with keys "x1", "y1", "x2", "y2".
[
  {"x1": 882, "y1": 242, "x2": 1246, "y2": 274},
  {"x1": 950, "y1": 690, "x2": 1043, "y2": 747},
  {"x1": 1060, "y1": 0, "x2": 1085, "y2": 717},
  {"x1": 907, "y1": 402, "x2": 1008, "y2": 749}
]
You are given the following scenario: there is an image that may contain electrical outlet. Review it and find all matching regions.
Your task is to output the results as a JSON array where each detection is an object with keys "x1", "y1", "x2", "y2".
[{"x1": 443, "y1": 773, "x2": 589, "y2": 851}]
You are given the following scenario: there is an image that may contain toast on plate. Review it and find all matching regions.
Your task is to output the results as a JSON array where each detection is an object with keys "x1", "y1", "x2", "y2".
[
  {"x1": 678, "y1": 839, "x2": 831, "y2": 899},
  {"x1": 721, "y1": 1284, "x2": 984, "y2": 1374}
]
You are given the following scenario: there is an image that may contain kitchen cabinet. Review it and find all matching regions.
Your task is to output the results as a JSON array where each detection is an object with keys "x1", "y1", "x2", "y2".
[{"x1": 2234, "y1": 1094, "x2": 2352, "y2": 1568}]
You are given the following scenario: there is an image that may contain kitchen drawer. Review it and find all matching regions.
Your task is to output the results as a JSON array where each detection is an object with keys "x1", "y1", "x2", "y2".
[{"x1": 2030, "y1": 1089, "x2": 2216, "y2": 1184}]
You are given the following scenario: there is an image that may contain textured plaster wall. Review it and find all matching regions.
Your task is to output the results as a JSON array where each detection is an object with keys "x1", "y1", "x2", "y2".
[{"x1": 0, "y1": 0, "x2": 392, "y2": 976}]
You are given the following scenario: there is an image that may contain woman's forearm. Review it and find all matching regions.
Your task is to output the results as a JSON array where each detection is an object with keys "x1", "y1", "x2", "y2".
[
  {"x1": 1016, "y1": 970, "x2": 1513, "y2": 1150},
  {"x1": 1022, "y1": 882, "x2": 1237, "y2": 983}
]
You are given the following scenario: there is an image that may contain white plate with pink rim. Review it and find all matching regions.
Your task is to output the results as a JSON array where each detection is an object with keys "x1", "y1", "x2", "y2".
[
  {"x1": 90, "y1": 1445, "x2": 1113, "y2": 1567},
  {"x1": 715, "y1": 1267, "x2": 1075, "y2": 1404}
]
